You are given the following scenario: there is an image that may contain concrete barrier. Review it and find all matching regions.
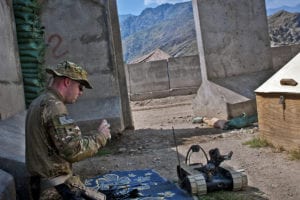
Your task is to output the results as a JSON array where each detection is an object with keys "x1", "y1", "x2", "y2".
[
  {"x1": 0, "y1": 112, "x2": 30, "y2": 200},
  {"x1": 129, "y1": 60, "x2": 169, "y2": 93},
  {"x1": 271, "y1": 44, "x2": 300, "y2": 70},
  {"x1": 127, "y1": 55, "x2": 202, "y2": 100},
  {"x1": 192, "y1": 0, "x2": 274, "y2": 119},
  {"x1": 127, "y1": 60, "x2": 170, "y2": 100},
  {"x1": 0, "y1": 169, "x2": 16, "y2": 200},
  {"x1": 0, "y1": 0, "x2": 25, "y2": 120},
  {"x1": 126, "y1": 43, "x2": 300, "y2": 102},
  {"x1": 168, "y1": 55, "x2": 201, "y2": 89},
  {"x1": 40, "y1": 0, "x2": 132, "y2": 133}
]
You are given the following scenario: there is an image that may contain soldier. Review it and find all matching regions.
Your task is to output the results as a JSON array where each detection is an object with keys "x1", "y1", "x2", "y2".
[{"x1": 26, "y1": 61, "x2": 110, "y2": 200}]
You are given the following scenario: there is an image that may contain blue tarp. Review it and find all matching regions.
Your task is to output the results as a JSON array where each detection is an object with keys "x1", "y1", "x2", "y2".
[{"x1": 85, "y1": 169, "x2": 194, "y2": 200}]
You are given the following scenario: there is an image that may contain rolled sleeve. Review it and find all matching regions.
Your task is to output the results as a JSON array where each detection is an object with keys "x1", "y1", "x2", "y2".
[{"x1": 48, "y1": 115, "x2": 105, "y2": 162}]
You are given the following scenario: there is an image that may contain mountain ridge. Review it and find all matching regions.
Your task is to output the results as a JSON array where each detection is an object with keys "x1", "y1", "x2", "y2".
[{"x1": 119, "y1": 2, "x2": 300, "y2": 63}]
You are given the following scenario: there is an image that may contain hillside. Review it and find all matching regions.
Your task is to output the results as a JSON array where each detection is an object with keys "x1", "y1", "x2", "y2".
[
  {"x1": 268, "y1": 10, "x2": 300, "y2": 46},
  {"x1": 120, "y1": 2, "x2": 197, "y2": 63},
  {"x1": 119, "y1": 2, "x2": 300, "y2": 63}
]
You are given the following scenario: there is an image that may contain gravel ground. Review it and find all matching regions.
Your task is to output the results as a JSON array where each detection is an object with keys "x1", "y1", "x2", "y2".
[{"x1": 74, "y1": 95, "x2": 300, "y2": 200}]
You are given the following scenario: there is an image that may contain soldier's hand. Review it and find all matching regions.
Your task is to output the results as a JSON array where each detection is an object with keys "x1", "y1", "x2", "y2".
[{"x1": 98, "y1": 119, "x2": 111, "y2": 140}]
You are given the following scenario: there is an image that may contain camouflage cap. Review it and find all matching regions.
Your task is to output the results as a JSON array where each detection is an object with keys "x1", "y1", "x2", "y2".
[{"x1": 46, "y1": 61, "x2": 93, "y2": 89}]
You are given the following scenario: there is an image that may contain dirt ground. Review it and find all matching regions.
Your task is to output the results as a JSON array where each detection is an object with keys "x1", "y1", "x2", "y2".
[{"x1": 74, "y1": 94, "x2": 300, "y2": 200}]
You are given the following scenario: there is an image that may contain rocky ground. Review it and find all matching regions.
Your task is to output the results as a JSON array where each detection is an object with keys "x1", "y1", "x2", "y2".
[{"x1": 74, "y1": 94, "x2": 300, "y2": 200}]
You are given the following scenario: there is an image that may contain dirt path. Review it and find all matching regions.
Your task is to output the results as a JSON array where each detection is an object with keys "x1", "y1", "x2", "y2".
[{"x1": 74, "y1": 95, "x2": 300, "y2": 200}]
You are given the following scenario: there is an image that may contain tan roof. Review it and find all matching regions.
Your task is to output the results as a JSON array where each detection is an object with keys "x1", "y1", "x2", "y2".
[
  {"x1": 129, "y1": 48, "x2": 171, "y2": 64},
  {"x1": 255, "y1": 52, "x2": 300, "y2": 94}
]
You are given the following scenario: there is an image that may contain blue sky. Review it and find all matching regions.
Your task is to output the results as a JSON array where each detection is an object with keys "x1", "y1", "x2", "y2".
[{"x1": 116, "y1": 0, "x2": 300, "y2": 15}]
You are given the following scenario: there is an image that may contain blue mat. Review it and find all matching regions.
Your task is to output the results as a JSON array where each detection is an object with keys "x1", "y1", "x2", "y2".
[{"x1": 85, "y1": 169, "x2": 194, "y2": 199}]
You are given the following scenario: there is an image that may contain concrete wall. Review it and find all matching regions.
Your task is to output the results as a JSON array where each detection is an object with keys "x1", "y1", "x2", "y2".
[
  {"x1": 1, "y1": 1, "x2": 133, "y2": 198},
  {"x1": 0, "y1": 112, "x2": 29, "y2": 200},
  {"x1": 128, "y1": 60, "x2": 169, "y2": 94},
  {"x1": 194, "y1": 0, "x2": 273, "y2": 80},
  {"x1": 271, "y1": 44, "x2": 300, "y2": 70},
  {"x1": 0, "y1": 169, "x2": 16, "y2": 200},
  {"x1": 126, "y1": 44, "x2": 300, "y2": 102},
  {"x1": 127, "y1": 55, "x2": 201, "y2": 100},
  {"x1": 0, "y1": 0, "x2": 25, "y2": 120},
  {"x1": 40, "y1": 0, "x2": 132, "y2": 132},
  {"x1": 168, "y1": 56, "x2": 201, "y2": 89},
  {"x1": 192, "y1": 0, "x2": 274, "y2": 119}
]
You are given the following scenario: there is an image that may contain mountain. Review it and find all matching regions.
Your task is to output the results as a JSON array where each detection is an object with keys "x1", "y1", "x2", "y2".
[
  {"x1": 268, "y1": 11, "x2": 300, "y2": 47},
  {"x1": 118, "y1": 14, "x2": 135, "y2": 25},
  {"x1": 119, "y1": 2, "x2": 300, "y2": 63},
  {"x1": 119, "y1": 2, "x2": 197, "y2": 63}
]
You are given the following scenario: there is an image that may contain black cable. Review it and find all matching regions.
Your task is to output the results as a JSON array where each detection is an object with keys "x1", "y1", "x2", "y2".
[
  {"x1": 199, "y1": 145, "x2": 209, "y2": 163},
  {"x1": 185, "y1": 147, "x2": 193, "y2": 164},
  {"x1": 185, "y1": 145, "x2": 209, "y2": 165}
]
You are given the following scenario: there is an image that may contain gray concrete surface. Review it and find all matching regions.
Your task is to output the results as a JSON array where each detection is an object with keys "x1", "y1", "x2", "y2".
[
  {"x1": 271, "y1": 44, "x2": 300, "y2": 70},
  {"x1": 0, "y1": 111, "x2": 30, "y2": 200},
  {"x1": 0, "y1": 1, "x2": 133, "y2": 198},
  {"x1": 168, "y1": 55, "x2": 201, "y2": 89},
  {"x1": 127, "y1": 55, "x2": 202, "y2": 100},
  {"x1": 192, "y1": 0, "x2": 274, "y2": 119},
  {"x1": 128, "y1": 60, "x2": 169, "y2": 94},
  {"x1": 193, "y1": 0, "x2": 272, "y2": 80},
  {"x1": 0, "y1": 169, "x2": 16, "y2": 200},
  {"x1": 40, "y1": 0, "x2": 132, "y2": 132},
  {"x1": 125, "y1": 45, "x2": 299, "y2": 101},
  {"x1": 0, "y1": 0, "x2": 25, "y2": 120}
]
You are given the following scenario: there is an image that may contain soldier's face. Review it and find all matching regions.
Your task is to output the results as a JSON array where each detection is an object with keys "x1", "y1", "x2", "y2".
[{"x1": 65, "y1": 79, "x2": 83, "y2": 103}]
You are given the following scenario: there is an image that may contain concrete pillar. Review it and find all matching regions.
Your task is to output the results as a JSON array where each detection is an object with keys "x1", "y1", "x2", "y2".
[
  {"x1": 40, "y1": 0, "x2": 133, "y2": 132},
  {"x1": 0, "y1": 0, "x2": 25, "y2": 120},
  {"x1": 192, "y1": 0, "x2": 274, "y2": 119},
  {"x1": 0, "y1": 170, "x2": 16, "y2": 200},
  {"x1": 0, "y1": 112, "x2": 29, "y2": 200}
]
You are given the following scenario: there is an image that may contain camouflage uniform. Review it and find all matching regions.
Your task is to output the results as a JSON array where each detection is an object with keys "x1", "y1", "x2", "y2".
[{"x1": 26, "y1": 61, "x2": 107, "y2": 199}]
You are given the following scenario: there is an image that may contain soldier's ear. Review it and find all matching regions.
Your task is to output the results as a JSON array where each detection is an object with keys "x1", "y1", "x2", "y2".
[{"x1": 63, "y1": 77, "x2": 72, "y2": 87}]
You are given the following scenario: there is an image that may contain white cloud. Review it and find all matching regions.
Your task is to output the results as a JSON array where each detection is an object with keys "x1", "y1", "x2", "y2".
[{"x1": 144, "y1": 0, "x2": 190, "y2": 6}]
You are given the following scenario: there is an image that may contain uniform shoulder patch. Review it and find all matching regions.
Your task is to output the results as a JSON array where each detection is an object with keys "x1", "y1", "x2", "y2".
[{"x1": 59, "y1": 116, "x2": 75, "y2": 125}]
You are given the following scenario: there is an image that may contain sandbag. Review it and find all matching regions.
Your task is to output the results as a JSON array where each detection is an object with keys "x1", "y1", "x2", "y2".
[
  {"x1": 13, "y1": 0, "x2": 45, "y2": 107},
  {"x1": 223, "y1": 114, "x2": 258, "y2": 130}
]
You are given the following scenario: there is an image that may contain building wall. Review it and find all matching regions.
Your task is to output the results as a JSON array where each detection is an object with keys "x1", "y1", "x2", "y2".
[
  {"x1": 256, "y1": 93, "x2": 300, "y2": 151},
  {"x1": 0, "y1": 0, "x2": 25, "y2": 120},
  {"x1": 40, "y1": 0, "x2": 132, "y2": 132}
]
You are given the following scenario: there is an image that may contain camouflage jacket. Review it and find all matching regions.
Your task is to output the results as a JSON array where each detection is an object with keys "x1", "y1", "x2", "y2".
[{"x1": 25, "y1": 88, "x2": 107, "y2": 178}]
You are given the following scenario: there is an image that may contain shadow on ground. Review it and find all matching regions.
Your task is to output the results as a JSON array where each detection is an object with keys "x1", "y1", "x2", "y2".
[{"x1": 76, "y1": 127, "x2": 268, "y2": 200}]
